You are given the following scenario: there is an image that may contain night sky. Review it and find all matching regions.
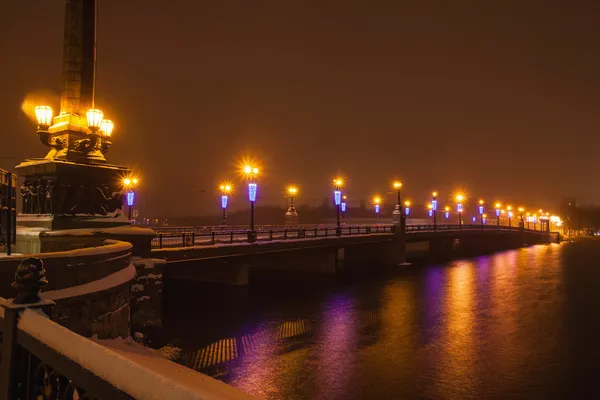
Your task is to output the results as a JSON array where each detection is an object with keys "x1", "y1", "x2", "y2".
[{"x1": 2, "y1": 1, "x2": 600, "y2": 217}]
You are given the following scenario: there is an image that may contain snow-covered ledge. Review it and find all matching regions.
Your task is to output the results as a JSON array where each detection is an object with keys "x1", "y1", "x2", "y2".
[
  {"x1": 18, "y1": 308, "x2": 259, "y2": 400},
  {"x1": 0, "y1": 240, "x2": 136, "y2": 339}
]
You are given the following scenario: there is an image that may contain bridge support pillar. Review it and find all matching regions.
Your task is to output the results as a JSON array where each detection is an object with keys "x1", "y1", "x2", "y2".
[{"x1": 385, "y1": 223, "x2": 407, "y2": 266}]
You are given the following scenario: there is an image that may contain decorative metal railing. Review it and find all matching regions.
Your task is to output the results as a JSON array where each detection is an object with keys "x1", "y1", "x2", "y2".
[
  {"x1": 151, "y1": 223, "x2": 546, "y2": 249},
  {"x1": 152, "y1": 225, "x2": 395, "y2": 249}
]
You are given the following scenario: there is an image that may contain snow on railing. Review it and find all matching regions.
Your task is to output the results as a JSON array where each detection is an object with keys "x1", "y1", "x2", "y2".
[{"x1": 15, "y1": 308, "x2": 258, "y2": 400}]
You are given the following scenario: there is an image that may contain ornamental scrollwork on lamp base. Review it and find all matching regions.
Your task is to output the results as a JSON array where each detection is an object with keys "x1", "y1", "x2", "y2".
[
  {"x1": 100, "y1": 140, "x2": 112, "y2": 154},
  {"x1": 73, "y1": 135, "x2": 99, "y2": 153},
  {"x1": 37, "y1": 131, "x2": 66, "y2": 150}
]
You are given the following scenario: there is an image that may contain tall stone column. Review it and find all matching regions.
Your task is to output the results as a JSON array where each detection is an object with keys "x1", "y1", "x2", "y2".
[{"x1": 60, "y1": 0, "x2": 96, "y2": 116}]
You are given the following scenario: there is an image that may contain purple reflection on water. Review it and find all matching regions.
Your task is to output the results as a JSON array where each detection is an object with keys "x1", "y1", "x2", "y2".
[
  {"x1": 315, "y1": 293, "x2": 358, "y2": 399},
  {"x1": 423, "y1": 268, "x2": 445, "y2": 336}
]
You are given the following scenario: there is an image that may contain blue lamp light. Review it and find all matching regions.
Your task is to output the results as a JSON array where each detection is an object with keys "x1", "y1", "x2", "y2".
[
  {"x1": 248, "y1": 183, "x2": 257, "y2": 202},
  {"x1": 126, "y1": 191, "x2": 135, "y2": 207},
  {"x1": 221, "y1": 195, "x2": 228, "y2": 209},
  {"x1": 334, "y1": 190, "x2": 341, "y2": 206}
]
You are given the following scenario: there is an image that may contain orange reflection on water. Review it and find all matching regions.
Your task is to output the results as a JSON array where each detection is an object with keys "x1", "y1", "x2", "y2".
[{"x1": 436, "y1": 260, "x2": 477, "y2": 397}]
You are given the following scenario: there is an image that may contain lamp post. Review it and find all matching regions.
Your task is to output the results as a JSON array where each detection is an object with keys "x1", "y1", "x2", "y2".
[
  {"x1": 431, "y1": 191, "x2": 438, "y2": 229},
  {"x1": 341, "y1": 195, "x2": 347, "y2": 222},
  {"x1": 482, "y1": 213, "x2": 487, "y2": 225},
  {"x1": 444, "y1": 206, "x2": 450, "y2": 220},
  {"x1": 526, "y1": 213, "x2": 531, "y2": 229},
  {"x1": 285, "y1": 186, "x2": 299, "y2": 225},
  {"x1": 404, "y1": 200, "x2": 411, "y2": 216},
  {"x1": 495, "y1": 202, "x2": 501, "y2": 227},
  {"x1": 533, "y1": 214, "x2": 537, "y2": 231},
  {"x1": 392, "y1": 181, "x2": 402, "y2": 224},
  {"x1": 456, "y1": 194, "x2": 464, "y2": 228},
  {"x1": 122, "y1": 177, "x2": 139, "y2": 221},
  {"x1": 373, "y1": 196, "x2": 381, "y2": 223},
  {"x1": 243, "y1": 164, "x2": 259, "y2": 241},
  {"x1": 427, "y1": 203, "x2": 433, "y2": 224},
  {"x1": 507, "y1": 205, "x2": 512, "y2": 227},
  {"x1": 219, "y1": 183, "x2": 232, "y2": 225},
  {"x1": 518, "y1": 207, "x2": 525, "y2": 229},
  {"x1": 478, "y1": 199, "x2": 485, "y2": 228},
  {"x1": 333, "y1": 178, "x2": 343, "y2": 235}
]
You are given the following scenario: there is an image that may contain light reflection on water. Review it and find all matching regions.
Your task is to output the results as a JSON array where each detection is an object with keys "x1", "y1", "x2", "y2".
[{"x1": 167, "y1": 242, "x2": 600, "y2": 399}]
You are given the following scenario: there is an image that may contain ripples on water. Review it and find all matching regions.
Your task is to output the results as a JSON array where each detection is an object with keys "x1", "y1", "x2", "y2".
[{"x1": 163, "y1": 241, "x2": 600, "y2": 399}]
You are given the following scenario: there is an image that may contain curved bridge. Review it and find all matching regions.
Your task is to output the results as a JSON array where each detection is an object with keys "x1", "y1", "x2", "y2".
[{"x1": 151, "y1": 224, "x2": 555, "y2": 286}]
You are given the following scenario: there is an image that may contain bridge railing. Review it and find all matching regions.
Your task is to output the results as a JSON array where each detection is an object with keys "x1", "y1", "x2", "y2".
[
  {"x1": 152, "y1": 224, "x2": 394, "y2": 249},
  {"x1": 0, "y1": 293, "x2": 134, "y2": 399},
  {"x1": 151, "y1": 223, "x2": 549, "y2": 249}
]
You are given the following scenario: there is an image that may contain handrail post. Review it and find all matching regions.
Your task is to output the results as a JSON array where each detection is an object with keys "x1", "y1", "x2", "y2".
[
  {"x1": 182, "y1": 233, "x2": 186, "y2": 247},
  {"x1": 314, "y1": 227, "x2": 317, "y2": 237},
  {"x1": 159, "y1": 234, "x2": 163, "y2": 249},
  {"x1": 325, "y1": 228, "x2": 328, "y2": 237},
  {"x1": 284, "y1": 229, "x2": 287, "y2": 240},
  {"x1": 230, "y1": 231, "x2": 234, "y2": 243},
  {"x1": 0, "y1": 257, "x2": 55, "y2": 400},
  {"x1": 269, "y1": 229, "x2": 273, "y2": 241},
  {"x1": 211, "y1": 231, "x2": 216, "y2": 245},
  {"x1": 191, "y1": 233, "x2": 195, "y2": 246}
]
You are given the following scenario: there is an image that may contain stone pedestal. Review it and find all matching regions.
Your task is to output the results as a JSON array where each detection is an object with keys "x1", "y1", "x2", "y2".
[
  {"x1": 392, "y1": 204, "x2": 401, "y2": 224},
  {"x1": 14, "y1": 159, "x2": 142, "y2": 254}
]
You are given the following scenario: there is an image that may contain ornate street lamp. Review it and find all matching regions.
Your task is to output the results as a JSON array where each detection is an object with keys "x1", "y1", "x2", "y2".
[
  {"x1": 431, "y1": 191, "x2": 438, "y2": 229},
  {"x1": 373, "y1": 196, "x2": 381, "y2": 223},
  {"x1": 341, "y1": 195, "x2": 347, "y2": 222},
  {"x1": 456, "y1": 194, "x2": 464, "y2": 228},
  {"x1": 333, "y1": 177, "x2": 343, "y2": 235},
  {"x1": 495, "y1": 202, "x2": 501, "y2": 227},
  {"x1": 34, "y1": 105, "x2": 64, "y2": 149},
  {"x1": 518, "y1": 207, "x2": 525, "y2": 229},
  {"x1": 404, "y1": 200, "x2": 411, "y2": 216},
  {"x1": 35, "y1": 106, "x2": 53, "y2": 130},
  {"x1": 507, "y1": 205, "x2": 513, "y2": 227},
  {"x1": 122, "y1": 177, "x2": 139, "y2": 221},
  {"x1": 478, "y1": 199, "x2": 485, "y2": 227},
  {"x1": 242, "y1": 164, "x2": 259, "y2": 241},
  {"x1": 219, "y1": 183, "x2": 232, "y2": 225},
  {"x1": 285, "y1": 185, "x2": 299, "y2": 225},
  {"x1": 444, "y1": 206, "x2": 450, "y2": 220},
  {"x1": 392, "y1": 181, "x2": 402, "y2": 224}
]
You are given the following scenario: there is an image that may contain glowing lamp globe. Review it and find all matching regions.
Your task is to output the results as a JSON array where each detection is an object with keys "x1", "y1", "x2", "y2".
[
  {"x1": 393, "y1": 182, "x2": 402, "y2": 189},
  {"x1": 100, "y1": 119, "x2": 114, "y2": 137},
  {"x1": 123, "y1": 178, "x2": 132, "y2": 187},
  {"x1": 86, "y1": 108, "x2": 104, "y2": 132},
  {"x1": 35, "y1": 105, "x2": 53, "y2": 129}
]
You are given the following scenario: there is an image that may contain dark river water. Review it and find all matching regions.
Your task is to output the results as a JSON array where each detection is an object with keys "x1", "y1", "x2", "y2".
[{"x1": 161, "y1": 240, "x2": 600, "y2": 399}]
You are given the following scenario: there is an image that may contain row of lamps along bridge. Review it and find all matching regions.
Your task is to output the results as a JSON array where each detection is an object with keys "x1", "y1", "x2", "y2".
[
  {"x1": 33, "y1": 106, "x2": 562, "y2": 232},
  {"x1": 217, "y1": 164, "x2": 562, "y2": 233}
]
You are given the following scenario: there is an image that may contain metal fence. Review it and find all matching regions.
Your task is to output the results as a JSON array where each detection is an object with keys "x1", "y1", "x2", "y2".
[
  {"x1": 151, "y1": 223, "x2": 546, "y2": 249},
  {"x1": 152, "y1": 225, "x2": 394, "y2": 249}
]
